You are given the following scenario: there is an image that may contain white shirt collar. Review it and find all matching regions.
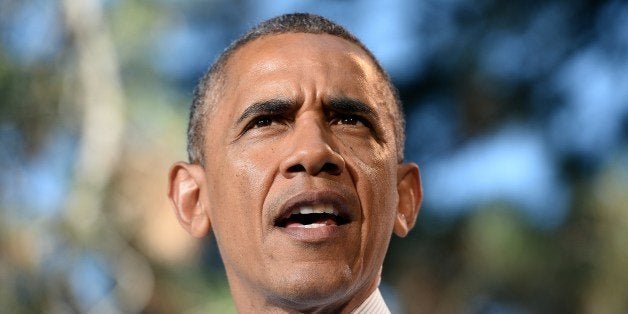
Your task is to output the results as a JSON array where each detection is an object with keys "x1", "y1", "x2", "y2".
[{"x1": 351, "y1": 288, "x2": 391, "y2": 314}]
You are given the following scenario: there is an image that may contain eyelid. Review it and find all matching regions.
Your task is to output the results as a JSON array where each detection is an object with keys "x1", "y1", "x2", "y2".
[
  {"x1": 243, "y1": 114, "x2": 288, "y2": 131},
  {"x1": 329, "y1": 111, "x2": 386, "y2": 145},
  {"x1": 231, "y1": 111, "x2": 290, "y2": 143},
  {"x1": 330, "y1": 113, "x2": 372, "y2": 127}
]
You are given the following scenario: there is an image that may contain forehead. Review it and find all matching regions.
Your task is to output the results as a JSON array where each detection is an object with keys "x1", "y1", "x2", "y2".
[
  {"x1": 219, "y1": 33, "x2": 386, "y2": 104},
  {"x1": 228, "y1": 32, "x2": 377, "y2": 74}
]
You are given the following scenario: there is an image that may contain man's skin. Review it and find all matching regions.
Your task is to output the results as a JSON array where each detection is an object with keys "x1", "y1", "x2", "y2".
[{"x1": 168, "y1": 33, "x2": 422, "y2": 313}]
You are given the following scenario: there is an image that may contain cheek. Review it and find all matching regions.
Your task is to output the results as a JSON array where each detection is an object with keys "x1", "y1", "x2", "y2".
[
  {"x1": 351, "y1": 147, "x2": 398, "y2": 251},
  {"x1": 360, "y1": 161, "x2": 398, "y2": 226},
  {"x1": 230, "y1": 145, "x2": 279, "y2": 194},
  {"x1": 346, "y1": 139, "x2": 397, "y2": 197},
  {"x1": 206, "y1": 148, "x2": 275, "y2": 241}
]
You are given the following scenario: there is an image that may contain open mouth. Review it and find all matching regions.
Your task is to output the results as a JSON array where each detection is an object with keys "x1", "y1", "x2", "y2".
[{"x1": 275, "y1": 203, "x2": 350, "y2": 228}]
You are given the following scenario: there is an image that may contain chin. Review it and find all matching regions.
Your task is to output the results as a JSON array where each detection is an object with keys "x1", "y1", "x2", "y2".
[{"x1": 267, "y1": 263, "x2": 357, "y2": 310}]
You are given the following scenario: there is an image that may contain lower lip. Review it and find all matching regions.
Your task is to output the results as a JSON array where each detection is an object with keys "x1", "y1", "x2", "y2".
[{"x1": 279, "y1": 223, "x2": 351, "y2": 243}]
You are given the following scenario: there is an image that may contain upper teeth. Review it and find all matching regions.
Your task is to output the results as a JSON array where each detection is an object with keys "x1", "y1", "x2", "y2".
[{"x1": 291, "y1": 204, "x2": 337, "y2": 215}]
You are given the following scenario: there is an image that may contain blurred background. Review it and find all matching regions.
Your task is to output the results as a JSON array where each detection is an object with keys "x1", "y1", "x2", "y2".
[{"x1": 1, "y1": 0, "x2": 627, "y2": 313}]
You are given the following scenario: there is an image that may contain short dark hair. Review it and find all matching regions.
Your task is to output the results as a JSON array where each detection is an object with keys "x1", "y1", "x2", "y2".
[{"x1": 187, "y1": 13, "x2": 405, "y2": 165}]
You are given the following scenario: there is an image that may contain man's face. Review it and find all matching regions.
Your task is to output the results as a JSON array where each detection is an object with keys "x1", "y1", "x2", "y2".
[{"x1": 203, "y1": 33, "x2": 402, "y2": 307}]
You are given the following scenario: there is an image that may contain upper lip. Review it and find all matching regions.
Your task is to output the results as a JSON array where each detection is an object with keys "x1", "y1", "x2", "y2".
[{"x1": 273, "y1": 190, "x2": 354, "y2": 226}]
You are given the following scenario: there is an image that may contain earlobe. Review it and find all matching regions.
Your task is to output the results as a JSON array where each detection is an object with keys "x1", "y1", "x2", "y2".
[
  {"x1": 168, "y1": 162, "x2": 211, "y2": 238},
  {"x1": 393, "y1": 163, "x2": 422, "y2": 237}
]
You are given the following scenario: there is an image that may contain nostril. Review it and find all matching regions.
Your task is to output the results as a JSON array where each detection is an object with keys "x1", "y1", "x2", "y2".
[
  {"x1": 321, "y1": 162, "x2": 340, "y2": 175},
  {"x1": 285, "y1": 162, "x2": 340, "y2": 175},
  {"x1": 287, "y1": 164, "x2": 306, "y2": 173}
]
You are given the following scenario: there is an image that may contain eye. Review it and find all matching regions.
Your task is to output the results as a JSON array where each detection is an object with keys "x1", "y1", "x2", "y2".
[
  {"x1": 252, "y1": 116, "x2": 274, "y2": 128},
  {"x1": 244, "y1": 115, "x2": 287, "y2": 132},
  {"x1": 331, "y1": 114, "x2": 368, "y2": 127}
]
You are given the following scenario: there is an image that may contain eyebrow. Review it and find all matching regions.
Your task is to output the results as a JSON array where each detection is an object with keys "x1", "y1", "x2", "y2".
[
  {"x1": 236, "y1": 99, "x2": 294, "y2": 125},
  {"x1": 235, "y1": 97, "x2": 377, "y2": 126},
  {"x1": 327, "y1": 97, "x2": 377, "y2": 118}
]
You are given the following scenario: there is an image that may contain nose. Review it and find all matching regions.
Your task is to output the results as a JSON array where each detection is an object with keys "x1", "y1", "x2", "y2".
[{"x1": 280, "y1": 119, "x2": 345, "y2": 178}]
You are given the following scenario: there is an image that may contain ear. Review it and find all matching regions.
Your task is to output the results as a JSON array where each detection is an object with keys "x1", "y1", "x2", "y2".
[
  {"x1": 167, "y1": 162, "x2": 211, "y2": 238},
  {"x1": 393, "y1": 163, "x2": 422, "y2": 237}
]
